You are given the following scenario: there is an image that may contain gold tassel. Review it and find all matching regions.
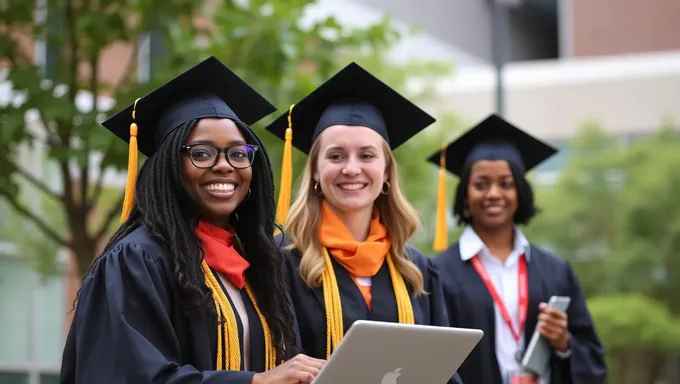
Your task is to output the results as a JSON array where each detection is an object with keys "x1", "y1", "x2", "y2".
[
  {"x1": 203, "y1": 261, "x2": 277, "y2": 371},
  {"x1": 246, "y1": 285, "x2": 277, "y2": 370},
  {"x1": 433, "y1": 145, "x2": 448, "y2": 251},
  {"x1": 120, "y1": 98, "x2": 141, "y2": 222},
  {"x1": 276, "y1": 104, "x2": 295, "y2": 228},
  {"x1": 321, "y1": 248, "x2": 414, "y2": 359}
]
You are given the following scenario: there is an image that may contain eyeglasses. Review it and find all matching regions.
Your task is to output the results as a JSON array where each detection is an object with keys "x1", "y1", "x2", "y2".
[{"x1": 182, "y1": 143, "x2": 259, "y2": 169}]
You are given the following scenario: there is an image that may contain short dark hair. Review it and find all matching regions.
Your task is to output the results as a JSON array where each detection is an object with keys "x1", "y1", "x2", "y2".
[{"x1": 452, "y1": 161, "x2": 540, "y2": 226}]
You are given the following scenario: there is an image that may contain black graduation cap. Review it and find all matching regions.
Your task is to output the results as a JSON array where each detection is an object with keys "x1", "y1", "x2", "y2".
[
  {"x1": 264, "y1": 62, "x2": 436, "y2": 154},
  {"x1": 427, "y1": 113, "x2": 558, "y2": 177},
  {"x1": 427, "y1": 114, "x2": 558, "y2": 252},
  {"x1": 264, "y1": 62, "x2": 436, "y2": 226},
  {"x1": 267, "y1": 63, "x2": 435, "y2": 224},
  {"x1": 102, "y1": 55, "x2": 276, "y2": 158},
  {"x1": 101, "y1": 56, "x2": 276, "y2": 222}
]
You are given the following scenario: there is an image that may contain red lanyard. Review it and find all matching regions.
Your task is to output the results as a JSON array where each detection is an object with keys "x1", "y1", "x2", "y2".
[{"x1": 470, "y1": 253, "x2": 528, "y2": 343}]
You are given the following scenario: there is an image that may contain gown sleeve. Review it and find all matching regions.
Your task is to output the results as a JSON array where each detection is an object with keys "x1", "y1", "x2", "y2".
[
  {"x1": 424, "y1": 256, "x2": 450, "y2": 328},
  {"x1": 62, "y1": 241, "x2": 255, "y2": 384},
  {"x1": 559, "y1": 262, "x2": 608, "y2": 383}
]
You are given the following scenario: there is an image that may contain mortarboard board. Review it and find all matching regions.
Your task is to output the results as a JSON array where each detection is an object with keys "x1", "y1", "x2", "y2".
[
  {"x1": 426, "y1": 113, "x2": 558, "y2": 251},
  {"x1": 264, "y1": 62, "x2": 436, "y2": 225},
  {"x1": 427, "y1": 113, "x2": 558, "y2": 177},
  {"x1": 101, "y1": 56, "x2": 277, "y2": 222}
]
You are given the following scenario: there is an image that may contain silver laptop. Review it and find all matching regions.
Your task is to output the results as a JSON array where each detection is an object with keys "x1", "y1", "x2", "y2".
[{"x1": 312, "y1": 320, "x2": 484, "y2": 384}]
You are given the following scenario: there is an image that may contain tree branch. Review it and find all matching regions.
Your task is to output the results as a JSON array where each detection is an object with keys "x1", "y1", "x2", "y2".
[
  {"x1": 94, "y1": 195, "x2": 124, "y2": 244},
  {"x1": 0, "y1": 158, "x2": 64, "y2": 202},
  {"x1": 0, "y1": 189, "x2": 70, "y2": 247},
  {"x1": 87, "y1": 139, "x2": 114, "y2": 208},
  {"x1": 89, "y1": 166, "x2": 105, "y2": 208},
  {"x1": 80, "y1": 54, "x2": 100, "y2": 207}
]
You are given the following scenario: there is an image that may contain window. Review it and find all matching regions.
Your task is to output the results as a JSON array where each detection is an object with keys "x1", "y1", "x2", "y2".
[
  {"x1": 531, "y1": 140, "x2": 571, "y2": 185},
  {"x1": 0, "y1": 251, "x2": 65, "y2": 383},
  {"x1": 0, "y1": 256, "x2": 32, "y2": 364},
  {"x1": 137, "y1": 28, "x2": 165, "y2": 83},
  {"x1": 533, "y1": 140, "x2": 572, "y2": 174}
]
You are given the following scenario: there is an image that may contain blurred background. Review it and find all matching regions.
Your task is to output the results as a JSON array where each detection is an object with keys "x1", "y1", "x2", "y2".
[{"x1": 1, "y1": 0, "x2": 679, "y2": 383}]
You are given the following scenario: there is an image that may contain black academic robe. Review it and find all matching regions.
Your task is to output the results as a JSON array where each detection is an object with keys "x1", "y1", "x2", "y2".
[
  {"x1": 279, "y1": 236, "x2": 464, "y2": 384},
  {"x1": 60, "y1": 227, "x2": 271, "y2": 384},
  {"x1": 433, "y1": 242, "x2": 607, "y2": 384}
]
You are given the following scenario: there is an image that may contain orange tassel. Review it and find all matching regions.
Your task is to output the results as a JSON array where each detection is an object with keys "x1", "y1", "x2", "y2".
[
  {"x1": 121, "y1": 98, "x2": 141, "y2": 222},
  {"x1": 433, "y1": 145, "x2": 448, "y2": 251},
  {"x1": 275, "y1": 104, "x2": 295, "y2": 227}
]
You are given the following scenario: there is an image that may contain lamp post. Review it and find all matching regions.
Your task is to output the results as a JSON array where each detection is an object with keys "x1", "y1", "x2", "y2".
[{"x1": 491, "y1": 0, "x2": 521, "y2": 117}]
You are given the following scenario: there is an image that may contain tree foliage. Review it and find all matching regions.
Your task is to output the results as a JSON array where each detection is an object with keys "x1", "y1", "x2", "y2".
[
  {"x1": 523, "y1": 119, "x2": 680, "y2": 382},
  {"x1": 0, "y1": 0, "x2": 455, "y2": 277}
]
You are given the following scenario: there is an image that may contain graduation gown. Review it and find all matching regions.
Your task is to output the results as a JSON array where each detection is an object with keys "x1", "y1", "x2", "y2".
[
  {"x1": 433, "y1": 242, "x2": 607, "y2": 384},
  {"x1": 60, "y1": 227, "x2": 271, "y2": 384},
  {"x1": 280, "y1": 237, "x2": 464, "y2": 384}
]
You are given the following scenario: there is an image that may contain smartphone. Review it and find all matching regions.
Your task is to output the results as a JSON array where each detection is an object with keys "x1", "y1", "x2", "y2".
[{"x1": 520, "y1": 296, "x2": 571, "y2": 375}]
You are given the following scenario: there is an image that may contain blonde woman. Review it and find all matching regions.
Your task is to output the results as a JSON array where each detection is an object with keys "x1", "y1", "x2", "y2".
[{"x1": 265, "y1": 63, "x2": 464, "y2": 384}]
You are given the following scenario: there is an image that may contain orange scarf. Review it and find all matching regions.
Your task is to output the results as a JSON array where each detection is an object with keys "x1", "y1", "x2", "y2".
[
  {"x1": 318, "y1": 201, "x2": 391, "y2": 307},
  {"x1": 196, "y1": 221, "x2": 250, "y2": 289}
]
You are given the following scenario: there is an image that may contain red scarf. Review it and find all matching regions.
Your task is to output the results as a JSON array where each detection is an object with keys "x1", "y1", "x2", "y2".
[{"x1": 196, "y1": 221, "x2": 250, "y2": 289}]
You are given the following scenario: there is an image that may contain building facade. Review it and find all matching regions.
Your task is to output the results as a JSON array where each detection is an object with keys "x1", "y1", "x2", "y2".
[
  {"x1": 1, "y1": 0, "x2": 679, "y2": 382},
  {"x1": 345, "y1": 0, "x2": 680, "y2": 181}
]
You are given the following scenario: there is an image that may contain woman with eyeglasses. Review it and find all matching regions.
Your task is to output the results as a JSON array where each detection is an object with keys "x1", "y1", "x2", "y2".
[{"x1": 60, "y1": 57, "x2": 325, "y2": 384}]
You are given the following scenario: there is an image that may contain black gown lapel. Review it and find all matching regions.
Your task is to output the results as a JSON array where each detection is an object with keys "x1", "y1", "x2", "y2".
[
  {"x1": 330, "y1": 257, "x2": 371, "y2": 331},
  {"x1": 524, "y1": 247, "x2": 547, "y2": 350},
  {"x1": 212, "y1": 269, "x2": 247, "y2": 371},
  {"x1": 367, "y1": 262, "x2": 398, "y2": 323},
  {"x1": 186, "y1": 304, "x2": 216, "y2": 371},
  {"x1": 241, "y1": 289, "x2": 265, "y2": 372},
  {"x1": 330, "y1": 256, "x2": 399, "y2": 330},
  {"x1": 461, "y1": 257, "x2": 497, "y2": 344},
  {"x1": 437, "y1": 247, "x2": 502, "y2": 384}
]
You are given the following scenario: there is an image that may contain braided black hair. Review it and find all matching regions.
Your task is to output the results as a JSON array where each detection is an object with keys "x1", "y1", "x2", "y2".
[
  {"x1": 103, "y1": 118, "x2": 300, "y2": 362},
  {"x1": 452, "y1": 161, "x2": 540, "y2": 226}
]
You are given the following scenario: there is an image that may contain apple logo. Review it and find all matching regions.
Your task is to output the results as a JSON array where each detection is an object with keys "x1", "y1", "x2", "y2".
[{"x1": 381, "y1": 368, "x2": 402, "y2": 384}]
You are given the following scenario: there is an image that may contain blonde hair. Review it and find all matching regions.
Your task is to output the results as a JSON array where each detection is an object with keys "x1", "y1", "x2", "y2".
[{"x1": 284, "y1": 139, "x2": 425, "y2": 295}]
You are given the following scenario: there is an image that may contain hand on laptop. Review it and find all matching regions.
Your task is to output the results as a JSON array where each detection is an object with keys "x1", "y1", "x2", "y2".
[{"x1": 251, "y1": 354, "x2": 326, "y2": 384}]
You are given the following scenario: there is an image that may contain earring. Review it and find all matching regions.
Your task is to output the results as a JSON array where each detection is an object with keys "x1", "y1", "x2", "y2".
[
  {"x1": 243, "y1": 188, "x2": 251, "y2": 201},
  {"x1": 313, "y1": 182, "x2": 323, "y2": 195},
  {"x1": 235, "y1": 212, "x2": 240, "y2": 221},
  {"x1": 463, "y1": 203, "x2": 470, "y2": 218},
  {"x1": 381, "y1": 181, "x2": 391, "y2": 195}
]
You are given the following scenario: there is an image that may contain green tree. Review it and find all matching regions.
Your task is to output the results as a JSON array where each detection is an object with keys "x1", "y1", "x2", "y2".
[
  {"x1": 526, "y1": 120, "x2": 680, "y2": 303},
  {"x1": 174, "y1": 0, "x2": 457, "y2": 231},
  {"x1": 524, "y1": 119, "x2": 680, "y2": 382},
  {"x1": 0, "y1": 0, "x2": 205, "y2": 277},
  {"x1": 1, "y1": 0, "x2": 454, "y2": 278},
  {"x1": 588, "y1": 294, "x2": 680, "y2": 384}
]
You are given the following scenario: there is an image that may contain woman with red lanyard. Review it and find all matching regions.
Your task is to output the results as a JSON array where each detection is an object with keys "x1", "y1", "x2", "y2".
[{"x1": 428, "y1": 114, "x2": 607, "y2": 384}]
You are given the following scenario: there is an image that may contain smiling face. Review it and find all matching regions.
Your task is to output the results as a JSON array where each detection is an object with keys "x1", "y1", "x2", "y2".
[
  {"x1": 466, "y1": 160, "x2": 518, "y2": 231},
  {"x1": 182, "y1": 118, "x2": 253, "y2": 228},
  {"x1": 313, "y1": 125, "x2": 388, "y2": 216}
]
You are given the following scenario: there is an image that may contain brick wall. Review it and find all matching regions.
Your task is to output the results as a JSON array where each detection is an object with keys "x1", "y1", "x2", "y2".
[{"x1": 571, "y1": 0, "x2": 680, "y2": 57}]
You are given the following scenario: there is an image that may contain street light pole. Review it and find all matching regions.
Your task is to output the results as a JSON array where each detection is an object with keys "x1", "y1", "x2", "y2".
[{"x1": 491, "y1": 0, "x2": 507, "y2": 117}]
